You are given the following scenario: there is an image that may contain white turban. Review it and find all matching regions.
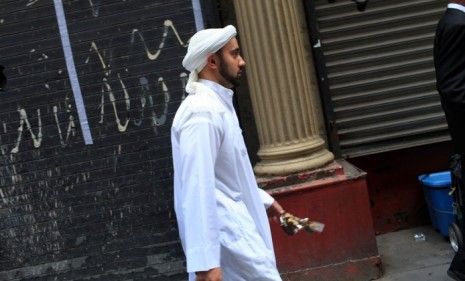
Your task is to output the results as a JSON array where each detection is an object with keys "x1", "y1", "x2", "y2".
[{"x1": 182, "y1": 25, "x2": 237, "y2": 93}]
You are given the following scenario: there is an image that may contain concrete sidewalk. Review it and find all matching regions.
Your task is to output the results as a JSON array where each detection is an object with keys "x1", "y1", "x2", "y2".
[{"x1": 376, "y1": 225, "x2": 456, "y2": 281}]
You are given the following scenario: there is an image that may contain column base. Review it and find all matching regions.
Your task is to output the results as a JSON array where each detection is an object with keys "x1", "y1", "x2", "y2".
[
  {"x1": 258, "y1": 160, "x2": 382, "y2": 281},
  {"x1": 254, "y1": 148, "x2": 334, "y2": 176}
]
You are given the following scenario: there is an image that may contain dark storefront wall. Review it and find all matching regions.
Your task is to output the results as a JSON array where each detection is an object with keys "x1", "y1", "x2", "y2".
[{"x1": 0, "y1": 1, "x2": 195, "y2": 279}]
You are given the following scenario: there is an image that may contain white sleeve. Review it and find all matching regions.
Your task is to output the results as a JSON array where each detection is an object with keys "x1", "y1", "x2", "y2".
[
  {"x1": 258, "y1": 188, "x2": 275, "y2": 209},
  {"x1": 178, "y1": 112, "x2": 223, "y2": 272}
]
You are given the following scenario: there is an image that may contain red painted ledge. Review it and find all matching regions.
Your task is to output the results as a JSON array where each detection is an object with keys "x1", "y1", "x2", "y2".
[{"x1": 259, "y1": 160, "x2": 382, "y2": 281}]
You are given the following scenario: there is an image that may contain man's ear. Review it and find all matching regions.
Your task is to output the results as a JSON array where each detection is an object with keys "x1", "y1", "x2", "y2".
[{"x1": 206, "y1": 54, "x2": 218, "y2": 70}]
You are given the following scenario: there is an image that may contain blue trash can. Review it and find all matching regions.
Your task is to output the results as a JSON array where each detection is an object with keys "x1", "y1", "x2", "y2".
[{"x1": 418, "y1": 171, "x2": 454, "y2": 237}]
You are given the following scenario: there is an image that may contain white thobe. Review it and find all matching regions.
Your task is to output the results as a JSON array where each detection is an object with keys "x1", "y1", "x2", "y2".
[{"x1": 171, "y1": 79, "x2": 282, "y2": 281}]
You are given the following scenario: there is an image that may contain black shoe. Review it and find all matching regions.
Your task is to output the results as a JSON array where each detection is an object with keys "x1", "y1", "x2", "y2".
[
  {"x1": 449, "y1": 250, "x2": 465, "y2": 281},
  {"x1": 448, "y1": 268, "x2": 465, "y2": 281}
]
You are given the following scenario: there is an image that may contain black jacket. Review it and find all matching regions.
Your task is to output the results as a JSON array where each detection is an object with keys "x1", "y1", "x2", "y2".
[{"x1": 434, "y1": 7, "x2": 465, "y2": 155}]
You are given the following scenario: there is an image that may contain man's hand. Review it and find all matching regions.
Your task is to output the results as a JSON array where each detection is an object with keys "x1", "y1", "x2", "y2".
[
  {"x1": 267, "y1": 200, "x2": 285, "y2": 222},
  {"x1": 196, "y1": 267, "x2": 222, "y2": 281}
]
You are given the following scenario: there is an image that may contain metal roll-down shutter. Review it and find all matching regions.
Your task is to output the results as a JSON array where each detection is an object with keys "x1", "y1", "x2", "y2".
[{"x1": 313, "y1": 0, "x2": 448, "y2": 157}]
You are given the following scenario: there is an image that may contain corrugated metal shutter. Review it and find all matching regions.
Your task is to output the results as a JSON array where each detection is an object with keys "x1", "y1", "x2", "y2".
[
  {"x1": 314, "y1": 0, "x2": 449, "y2": 157},
  {"x1": 0, "y1": 1, "x2": 196, "y2": 280}
]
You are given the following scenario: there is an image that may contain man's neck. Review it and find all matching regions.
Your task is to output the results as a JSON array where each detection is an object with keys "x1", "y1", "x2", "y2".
[
  {"x1": 198, "y1": 74, "x2": 232, "y2": 89},
  {"x1": 199, "y1": 79, "x2": 229, "y2": 92}
]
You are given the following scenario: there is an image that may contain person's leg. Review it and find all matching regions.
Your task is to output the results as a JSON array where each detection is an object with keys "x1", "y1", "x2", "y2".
[
  {"x1": 219, "y1": 206, "x2": 281, "y2": 281},
  {"x1": 449, "y1": 248, "x2": 465, "y2": 280},
  {"x1": 221, "y1": 244, "x2": 282, "y2": 281},
  {"x1": 448, "y1": 155, "x2": 465, "y2": 281}
]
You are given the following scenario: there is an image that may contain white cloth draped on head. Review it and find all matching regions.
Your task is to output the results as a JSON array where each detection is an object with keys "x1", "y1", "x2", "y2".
[{"x1": 182, "y1": 25, "x2": 237, "y2": 94}]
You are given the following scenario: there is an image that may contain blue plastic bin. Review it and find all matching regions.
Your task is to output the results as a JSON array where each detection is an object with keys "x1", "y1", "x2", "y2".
[{"x1": 418, "y1": 171, "x2": 454, "y2": 237}]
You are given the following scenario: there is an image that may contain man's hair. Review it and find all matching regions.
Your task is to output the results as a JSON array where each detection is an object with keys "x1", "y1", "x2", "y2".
[{"x1": 215, "y1": 47, "x2": 225, "y2": 58}]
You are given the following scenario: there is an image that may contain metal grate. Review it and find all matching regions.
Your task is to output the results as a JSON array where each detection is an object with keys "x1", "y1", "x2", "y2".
[{"x1": 314, "y1": 0, "x2": 449, "y2": 157}]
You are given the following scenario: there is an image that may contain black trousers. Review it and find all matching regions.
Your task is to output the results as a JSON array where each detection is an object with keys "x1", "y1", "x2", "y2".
[
  {"x1": 449, "y1": 249, "x2": 465, "y2": 281},
  {"x1": 448, "y1": 155, "x2": 465, "y2": 281}
]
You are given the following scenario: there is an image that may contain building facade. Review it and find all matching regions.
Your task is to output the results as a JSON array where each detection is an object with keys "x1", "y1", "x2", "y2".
[{"x1": 0, "y1": 0, "x2": 451, "y2": 280}]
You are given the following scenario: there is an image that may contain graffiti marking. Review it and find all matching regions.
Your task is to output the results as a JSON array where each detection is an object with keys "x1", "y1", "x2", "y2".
[
  {"x1": 11, "y1": 108, "x2": 43, "y2": 154},
  {"x1": 131, "y1": 20, "x2": 188, "y2": 61}
]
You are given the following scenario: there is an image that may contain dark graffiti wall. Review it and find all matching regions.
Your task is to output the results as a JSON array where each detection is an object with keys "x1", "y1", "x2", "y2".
[{"x1": 0, "y1": 0, "x2": 195, "y2": 280}]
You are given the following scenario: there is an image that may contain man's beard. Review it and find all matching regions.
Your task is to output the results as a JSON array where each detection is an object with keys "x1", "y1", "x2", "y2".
[{"x1": 218, "y1": 59, "x2": 242, "y2": 87}]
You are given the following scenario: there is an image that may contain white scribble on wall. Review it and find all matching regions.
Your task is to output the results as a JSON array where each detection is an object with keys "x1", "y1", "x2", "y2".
[
  {"x1": 53, "y1": 96, "x2": 77, "y2": 148},
  {"x1": 88, "y1": 0, "x2": 101, "y2": 17},
  {"x1": 3, "y1": 18, "x2": 188, "y2": 156},
  {"x1": 137, "y1": 77, "x2": 170, "y2": 135},
  {"x1": 152, "y1": 77, "x2": 170, "y2": 126},
  {"x1": 88, "y1": 42, "x2": 130, "y2": 132},
  {"x1": 88, "y1": 19, "x2": 184, "y2": 135},
  {"x1": 133, "y1": 77, "x2": 148, "y2": 127},
  {"x1": 100, "y1": 75, "x2": 130, "y2": 132},
  {"x1": 11, "y1": 108, "x2": 43, "y2": 154},
  {"x1": 26, "y1": 0, "x2": 40, "y2": 7},
  {"x1": 37, "y1": 53, "x2": 49, "y2": 62},
  {"x1": 180, "y1": 72, "x2": 188, "y2": 100},
  {"x1": 131, "y1": 20, "x2": 188, "y2": 61},
  {"x1": 88, "y1": 42, "x2": 108, "y2": 72}
]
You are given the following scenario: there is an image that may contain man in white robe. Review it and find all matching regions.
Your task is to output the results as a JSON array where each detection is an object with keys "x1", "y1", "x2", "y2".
[{"x1": 171, "y1": 25, "x2": 284, "y2": 281}]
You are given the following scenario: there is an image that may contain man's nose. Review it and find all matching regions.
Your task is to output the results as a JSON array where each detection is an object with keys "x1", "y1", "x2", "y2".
[{"x1": 239, "y1": 56, "x2": 246, "y2": 67}]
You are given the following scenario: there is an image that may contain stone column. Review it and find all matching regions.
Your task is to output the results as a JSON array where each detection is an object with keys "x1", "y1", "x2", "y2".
[{"x1": 233, "y1": 0, "x2": 334, "y2": 175}]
